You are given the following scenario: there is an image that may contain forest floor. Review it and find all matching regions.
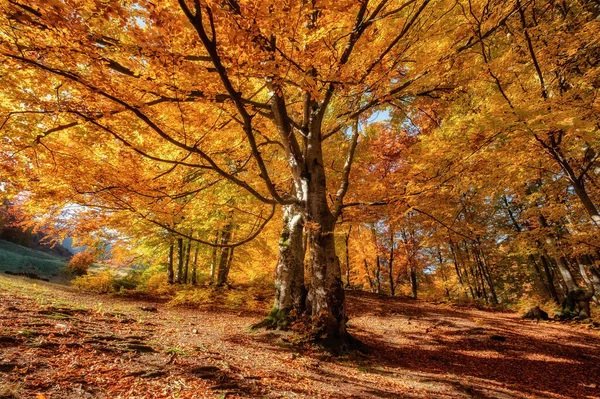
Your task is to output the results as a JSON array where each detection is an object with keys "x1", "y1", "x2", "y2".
[{"x1": 1, "y1": 274, "x2": 600, "y2": 399}]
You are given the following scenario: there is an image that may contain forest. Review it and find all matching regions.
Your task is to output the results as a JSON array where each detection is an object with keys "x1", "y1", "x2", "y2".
[{"x1": 0, "y1": 0, "x2": 600, "y2": 398}]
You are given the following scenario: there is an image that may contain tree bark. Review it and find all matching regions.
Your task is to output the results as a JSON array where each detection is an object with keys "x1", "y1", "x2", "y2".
[
  {"x1": 176, "y1": 238, "x2": 183, "y2": 284},
  {"x1": 410, "y1": 265, "x2": 418, "y2": 299},
  {"x1": 167, "y1": 242, "x2": 174, "y2": 285},
  {"x1": 363, "y1": 259, "x2": 376, "y2": 292},
  {"x1": 375, "y1": 255, "x2": 381, "y2": 294},
  {"x1": 344, "y1": 227, "x2": 351, "y2": 289},
  {"x1": 191, "y1": 243, "x2": 199, "y2": 286},
  {"x1": 183, "y1": 239, "x2": 191, "y2": 284},
  {"x1": 538, "y1": 252, "x2": 560, "y2": 303},
  {"x1": 264, "y1": 204, "x2": 306, "y2": 328},
  {"x1": 388, "y1": 229, "x2": 395, "y2": 296},
  {"x1": 306, "y1": 202, "x2": 346, "y2": 346},
  {"x1": 478, "y1": 247, "x2": 498, "y2": 305},
  {"x1": 209, "y1": 231, "x2": 219, "y2": 285},
  {"x1": 216, "y1": 222, "x2": 233, "y2": 286}
]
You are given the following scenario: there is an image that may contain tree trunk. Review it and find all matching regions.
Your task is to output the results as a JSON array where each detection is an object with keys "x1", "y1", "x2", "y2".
[
  {"x1": 553, "y1": 151, "x2": 600, "y2": 226},
  {"x1": 183, "y1": 240, "x2": 191, "y2": 284},
  {"x1": 344, "y1": 228, "x2": 351, "y2": 289},
  {"x1": 410, "y1": 265, "x2": 418, "y2": 299},
  {"x1": 538, "y1": 253, "x2": 560, "y2": 303},
  {"x1": 209, "y1": 231, "x2": 219, "y2": 285},
  {"x1": 191, "y1": 243, "x2": 199, "y2": 286},
  {"x1": 176, "y1": 238, "x2": 184, "y2": 284},
  {"x1": 264, "y1": 204, "x2": 306, "y2": 328},
  {"x1": 216, "y1": 222, "x2": 233, "y2": 286},
  {"x1": 388, "y1": 229, "x2": 395, "y2": 297},
  {"x1": 438, "y1": 250, "x2": 450, "y2": 299},
  {"x1": 306, "y1": 202, "x2": 346, "y2": 347},
  {"x1": 375, "y1": 255, "x2": 381, "y2": 294},
  {"x1": 167, "y1": 242, "x2": 174, "y2": 285},
  {"x1": 529, "y1": 254, "x2": 551, "y2": 299},
  {"x1": 363, "y1": 259, "x2": 375, "y2": 292},
  {"x1": 478, "y1": 248, "x2": 498, "y2": 305},
  {"x1": 449, "y1": 241, "x2": 469, "y2": 298},
  {"x1": 226, "y1": 243, "x2": 234, "y2": 279}
]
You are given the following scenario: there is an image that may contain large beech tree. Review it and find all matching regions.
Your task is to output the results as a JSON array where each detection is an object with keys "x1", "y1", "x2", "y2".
[{"x1": 0, "y1": 0, "x2": 472, "y2": 346}]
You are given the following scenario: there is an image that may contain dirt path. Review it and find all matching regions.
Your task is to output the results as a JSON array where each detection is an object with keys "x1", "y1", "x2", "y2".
[{"x1": 1, "y1": 275, "x2": 599, "y2": 399}]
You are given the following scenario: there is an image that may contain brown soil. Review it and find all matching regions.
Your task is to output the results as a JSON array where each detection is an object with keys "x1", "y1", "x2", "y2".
[{"x1": 1, "y1": 275, "x2": 599, "y2": 398}]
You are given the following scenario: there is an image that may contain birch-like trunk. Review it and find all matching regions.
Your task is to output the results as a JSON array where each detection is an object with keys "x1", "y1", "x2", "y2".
[{"x1": 266, "y1": 204, "x2": 306, "y2": 327}]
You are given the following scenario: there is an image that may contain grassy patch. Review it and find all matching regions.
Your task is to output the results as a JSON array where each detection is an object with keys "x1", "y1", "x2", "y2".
[{"x1": 0, "y1": 239, "x2": 68, "y2": 281}]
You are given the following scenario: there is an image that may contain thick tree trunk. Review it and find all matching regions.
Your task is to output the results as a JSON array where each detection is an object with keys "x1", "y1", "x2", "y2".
[
  {"x1": 306, "y1": 203, "x2": 346, "y2": 347},
  {"x1": 302, "y1": 126, "x2": 349, "y2": 348},
  {"x1": 262, "y1": 204, "x2": 306, "y2": 328},
  {"x1": 167, "y1": 242, "x2": 174, "y2": 285},
  {"x1": 176, "y1": 238, "x2": 184, "y2": 284}
]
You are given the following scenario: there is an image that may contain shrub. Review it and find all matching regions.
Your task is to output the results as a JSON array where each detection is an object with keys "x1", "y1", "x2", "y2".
[
  {"x1": 143, "y1": 273, "x2": 176, "y2": 297},
  {"x1": 72, "y1": 271, "x2": 116, "y2": 293},
  {"x1": 66, "y1": 251, "x2": 95, "y2": 276}
]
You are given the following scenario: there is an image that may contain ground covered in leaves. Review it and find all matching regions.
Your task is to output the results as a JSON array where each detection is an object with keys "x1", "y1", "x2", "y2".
[{"x1": 1, "y1": 275, "x2": 599, "y2": 399}]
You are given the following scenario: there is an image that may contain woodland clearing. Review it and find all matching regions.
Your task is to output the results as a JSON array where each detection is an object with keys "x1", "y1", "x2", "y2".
[{"x1": 1, "y1": 274, "x2": 599, "y2": 399}]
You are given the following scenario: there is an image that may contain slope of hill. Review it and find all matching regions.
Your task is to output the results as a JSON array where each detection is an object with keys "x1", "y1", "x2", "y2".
[{"x1": 0, "y1": 239, "x2": 68, "y2": 282}]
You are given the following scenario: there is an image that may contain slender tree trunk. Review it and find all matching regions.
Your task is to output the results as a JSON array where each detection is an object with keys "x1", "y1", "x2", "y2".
[
  {"x1": 375, "y1": 255, "x2": 381, "y2": 294},
  {"x1": 209, "y1": 231, "x2": 219, "y2": 285},
  {"x1": 550, "y1": 148, "x2": 600, "y2": 226},
  {"x1": 183, "y1": 240, "x2": 191, "y2": 284},
  {"x1": 191, "y1": 243, "x2": 199, "y2": 286},
  {"x1": 226, "y1": 245, "x2": 234, "y2": 273},
  {"x1": 590, "y1": 266, "x2": 600, "y2": 303},
  {"x1": 176, "y1": 238, "x2": 183, "y2": 284},
  {"x1": 363, "y1": 259, "x2": 376, "y2": 292},
  {"x1": 344, "y1": 227, "x2": 351, "y2": 288},
  {"x1": 449, "y1": 241, "x2": 469, "y2": 298},
  {"x1": 216, "y1": 222, "x2": 233, "y2": 286},
  {"x1": 167, "y1": 242, "x2": 174, "y2": 285},
  {"x1": 478, "y1": 248, "x2": 498, "y2": 305},
  {"x1": 410, "y1": 265, "x2": 418, "y2": 299},
  {"x1": 388, "y1": 228, "x2": 395, "y2": 296},
  {"x1": 438, "y1": 251, "x2": 450, "y2": 299}
]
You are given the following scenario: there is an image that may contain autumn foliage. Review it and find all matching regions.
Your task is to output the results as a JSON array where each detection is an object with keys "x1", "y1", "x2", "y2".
[
  {"x1": 0, "y1": 0, "x2": 599, "y2": 350},
  {"x1": 66, "y1": 251, "x2": 95, "y2": 276}
]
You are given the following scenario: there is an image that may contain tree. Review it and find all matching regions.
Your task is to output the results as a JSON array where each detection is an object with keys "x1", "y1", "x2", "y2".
[{"x1": 0, "y1": 0, "x2": 462, "y2": 347}]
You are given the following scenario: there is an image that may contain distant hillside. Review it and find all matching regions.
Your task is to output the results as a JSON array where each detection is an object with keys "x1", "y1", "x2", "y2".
[
  {"x1": 0, "y1": 201, "x2": 74, "y2": 259},
  {"x1": 0, "y1": 239, "x2": 68, "y2": 282}
]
